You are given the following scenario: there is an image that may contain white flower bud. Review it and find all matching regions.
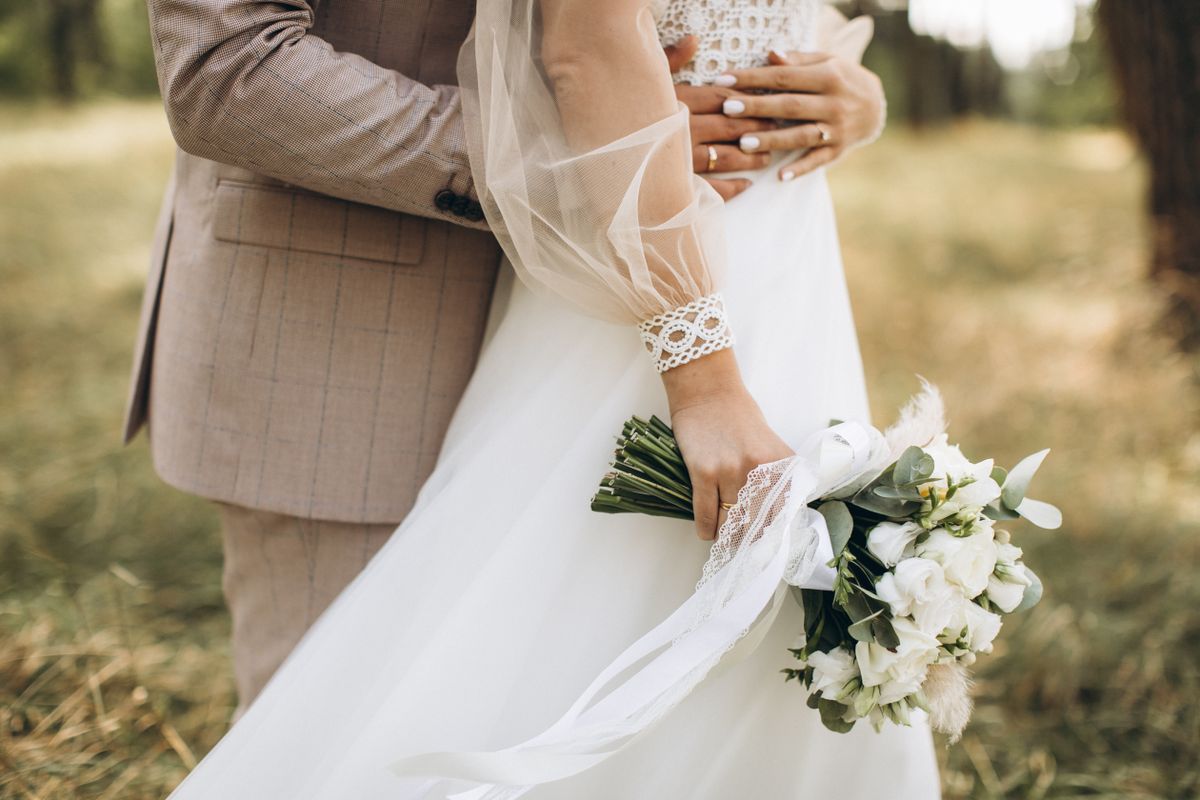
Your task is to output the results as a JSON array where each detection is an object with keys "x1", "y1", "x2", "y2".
[{"x1": 867, "y1": 521, "x2": 923, "y2": 567}]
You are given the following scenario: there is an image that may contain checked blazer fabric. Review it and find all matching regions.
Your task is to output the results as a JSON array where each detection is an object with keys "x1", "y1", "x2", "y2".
[{"x1": 127, "y1": 0, "x2": 503, "y2": 523}]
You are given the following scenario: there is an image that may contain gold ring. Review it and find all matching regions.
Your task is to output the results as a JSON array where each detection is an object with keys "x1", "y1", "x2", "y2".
[
  {"x1": 814, "y1": 123, "x2": 832, "y2": 144},
  {"x1": 720, "y1": 501, "x2": 734, "y2": 510},
  {"x1": 707, "y1": 145, "x2": 719, "y2": 172}
]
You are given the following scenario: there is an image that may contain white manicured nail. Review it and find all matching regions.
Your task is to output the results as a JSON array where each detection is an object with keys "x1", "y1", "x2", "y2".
[
  {"x1": 714, "y1": 74, "x2": 737, "y2": 87},
  {"x1": 723, "y1": 99, "x2": 746, "y2": 116},
  {"x1": 740, "y1": 135, "x2": 760, "y2": 152},
  {"x1": 780, "y1": 170, "x2": 796, "y2": 182}
]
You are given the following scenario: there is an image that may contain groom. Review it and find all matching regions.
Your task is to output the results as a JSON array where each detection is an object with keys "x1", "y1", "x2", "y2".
[{"x1": 128, "y1": 0, "x2": 885, "y2": 712}]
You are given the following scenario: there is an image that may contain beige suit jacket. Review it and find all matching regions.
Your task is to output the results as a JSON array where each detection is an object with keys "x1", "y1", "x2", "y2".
[{"x1": 127, "y1": 0, "x2": 503, "y2": 523}]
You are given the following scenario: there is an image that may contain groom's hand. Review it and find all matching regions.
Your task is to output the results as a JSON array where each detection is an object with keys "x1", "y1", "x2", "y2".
[
  {"x1": 717, "y1": 50, "x2": 885, "y2": 181},
  {"x1": 666, "y1": 36, "x2": 777, "y2": 202}
]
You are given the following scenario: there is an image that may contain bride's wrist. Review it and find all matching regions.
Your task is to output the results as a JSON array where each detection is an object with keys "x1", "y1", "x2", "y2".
[{"x1": 660, "y1": 349, "x2": 748, "y2": 413}]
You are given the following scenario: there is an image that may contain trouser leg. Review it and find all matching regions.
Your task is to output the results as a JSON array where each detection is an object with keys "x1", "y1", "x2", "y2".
[{"x1": 215, "y1": 502, "x2": 397, "y2": 715}]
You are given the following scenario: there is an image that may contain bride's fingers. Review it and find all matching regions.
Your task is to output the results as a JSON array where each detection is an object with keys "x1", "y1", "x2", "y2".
[
  {"x1": 779, "y1": 145, "x2": 839, "y2": 181},
  {"x1": 716, "y1": 54, "x2": 837, "y2": 93},
  {"x1": 715, "y1": 475, "x2": 747, "y2": 538},
  {"x1": 738, "y1": 124, "x2": 837, "y2": 154},
  {"x1": 692, "y1": 143, "x2": 770, "y2": 174},
  {"x1": 723, "y1": 92, "x2": 832, "y2": 123},
  {"x1": 693, "y1": 480, "x2": 720, "y2": 541}
]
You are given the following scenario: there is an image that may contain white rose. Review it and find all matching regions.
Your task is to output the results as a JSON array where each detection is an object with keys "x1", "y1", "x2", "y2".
[
  {"x1": 986, "y1": 563, "x2": 1032, "y2": 613},
  {"x1": 855, "y1": 618, "x2": 940, "y2": 705},
  {"x1": 944, "y1": 596, "x2": 1004, "y2": 653},
  {"x1": 808, "y1": 647, "x2": 859, "y2": 701},
  {"x1": 915, "y1": 526, "x2": 998, "y2": 598},
  {"x1": 875, "y1": 558, "x2": 959, "y2": 636},
  {"x1": 867, "y1": 521, "x2": 923, "y2": 567}
]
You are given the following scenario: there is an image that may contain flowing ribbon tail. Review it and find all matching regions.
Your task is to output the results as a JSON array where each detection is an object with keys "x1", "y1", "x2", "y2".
[
  {"x1": 391, "y1": 539, "x2": 794, "y2": 798},
  {"x1": 390, "y1": 422, "x2": 883, "y2": 799}
]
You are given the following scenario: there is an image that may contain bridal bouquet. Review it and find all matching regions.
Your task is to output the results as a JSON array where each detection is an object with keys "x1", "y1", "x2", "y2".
[{"x1": 592, "y1": 386, "x2": 1059, "y2": 739}]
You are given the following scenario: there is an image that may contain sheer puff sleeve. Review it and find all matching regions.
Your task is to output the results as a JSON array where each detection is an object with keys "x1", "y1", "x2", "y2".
[{"x1": 457, "y1": 0, "x2": 734, "y2": 373}]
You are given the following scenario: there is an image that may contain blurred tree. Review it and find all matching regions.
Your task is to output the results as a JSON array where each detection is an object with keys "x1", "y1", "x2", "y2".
[
  {"x1": 1098, "y1": 0, "x2": 1200, "y2": 349},
  {"x1": 846, "y1": 3, "x2": 1011, "y2": 127},
  {"x1": 0, "y1": 0, "x2": 156, "y2": 99},
  {"x1": 47, "y1": 0, "x2": 108, "y2": 99}
]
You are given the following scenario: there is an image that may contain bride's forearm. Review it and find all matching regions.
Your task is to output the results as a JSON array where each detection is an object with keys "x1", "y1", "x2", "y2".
[
  {"x1": 540, "y1": 0, "x2": 694, "y2": 223},
  {"x1": 538, "y1": 2, "x2": 786, "y2": 541},
  {"x1": 659, "y1": 349, "x2": 747, "y2": 411},
  {"x1": 540, "y1": 1, "x2": 746, "y2": 401}
]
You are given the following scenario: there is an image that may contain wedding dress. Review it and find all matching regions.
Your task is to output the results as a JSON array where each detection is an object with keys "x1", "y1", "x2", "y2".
[{"x1": 167, "y1": 1, "x2": 941, "y2": 797}]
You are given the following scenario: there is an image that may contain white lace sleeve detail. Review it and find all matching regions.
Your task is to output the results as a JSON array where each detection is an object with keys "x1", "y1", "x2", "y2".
[{"x1": 638, "y1": 293, "x2": 735, "y2": 373}]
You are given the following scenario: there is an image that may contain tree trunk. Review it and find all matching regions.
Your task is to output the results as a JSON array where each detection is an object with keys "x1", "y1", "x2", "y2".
[
  {"x1": 1097, "y1": 1, "x2": 1200, "y2": 350},
  {"x1": 44, "y1": 0, "x2": 107, "y2": 101},
  {"x1": 46, "y1": 0, "x2": 77, "y2": 100}
]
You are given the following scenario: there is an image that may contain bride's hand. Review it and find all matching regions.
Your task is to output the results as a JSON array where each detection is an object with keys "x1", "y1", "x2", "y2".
[{"x1": 661, "y1": 350, "x2": 793, "y2": 541}]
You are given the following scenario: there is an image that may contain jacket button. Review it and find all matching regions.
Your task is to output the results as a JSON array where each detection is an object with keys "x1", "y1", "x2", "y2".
[
  {"x1": 451, "y1": 196, "x2": 470, "y2": 217},
  {"x1": 434, "y1": 189, "x2": 456, "y2": 211},
  {"x1": 464, "y1": 202, "x2": 485, "y2": 222}
]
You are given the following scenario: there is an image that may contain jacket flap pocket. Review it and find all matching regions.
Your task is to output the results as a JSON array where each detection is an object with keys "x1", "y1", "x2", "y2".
[{"x1": 213, "y1": 180, "x2": 425, "y2": 265}]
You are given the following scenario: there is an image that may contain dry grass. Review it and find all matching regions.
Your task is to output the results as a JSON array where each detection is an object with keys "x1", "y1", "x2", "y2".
[{"x1": 0, "y1": 103, "x2": 1197, "y2": 799}]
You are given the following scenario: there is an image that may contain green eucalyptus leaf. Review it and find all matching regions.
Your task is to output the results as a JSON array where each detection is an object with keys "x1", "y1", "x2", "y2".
[
  {"x1": 1001, "y1": 449, "x2": 1050, "y2": 509},
  {"x1": 848, "y1": 609, "x2": 883, "y2": 642},
  {"x1": 851, "y1": 488, "x2": 920, "y2": 518},
  {"x1": 1014, "y1": 566, "x2": 1044, "y2": 612},
  {"x1": 843, "y1": 591, "x2": 875, "y2": 622},
  {"x1": 984, "y1": 502, "x2": 1020, "y2": 521},
  {"x1": 916, "y1": 452, "x2": 935, "y2": 481},
  {"x1": 818, "y1": 501, "x2": 854, "y2": 557},
  {"x1": 873, "y1": 485, "x2": 924, "y2": 501},
  {"x1": 871, "y1": 615, "x2": 901, "y2": 649},
  {"x1": 817, "y1": 698, "x2": 856, "y2": 734},
  {"x1": 990, "y1": 465, "x2": 1008, "y2": 485},
  {"x1": 806, "y1": 692, "x2": 822, "y2": 710},
  {"x1": 1016, "y1": 497, "x2": 1063, "y2": 530},
  {"x1": 894, "y1": 446, "x2": 927, "y2": 485}
]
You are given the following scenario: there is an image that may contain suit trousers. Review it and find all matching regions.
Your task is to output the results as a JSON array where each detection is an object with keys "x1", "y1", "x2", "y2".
[{"x1": 217, "y1": 502, "x2": 398, "y2": 714}]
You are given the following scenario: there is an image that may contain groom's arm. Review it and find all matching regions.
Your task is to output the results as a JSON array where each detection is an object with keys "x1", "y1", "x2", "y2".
[{"x1": 146, "y1": 0, "x2": 489, "y2": 229}]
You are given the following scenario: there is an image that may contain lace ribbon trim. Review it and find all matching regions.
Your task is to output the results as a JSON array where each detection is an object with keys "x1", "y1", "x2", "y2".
[{"x1": 638, "y1": 293, "x2": 735, "y2": 373}]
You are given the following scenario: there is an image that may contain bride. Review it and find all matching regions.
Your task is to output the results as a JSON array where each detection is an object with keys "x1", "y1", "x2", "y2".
[{"x1": 168, "y1": 0, "x2": 941, "y2": 797}]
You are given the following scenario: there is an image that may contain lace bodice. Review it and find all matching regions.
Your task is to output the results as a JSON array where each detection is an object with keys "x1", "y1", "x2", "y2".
[{"x1": 653, "y1": 0, "x2": 821, "y2": 85}]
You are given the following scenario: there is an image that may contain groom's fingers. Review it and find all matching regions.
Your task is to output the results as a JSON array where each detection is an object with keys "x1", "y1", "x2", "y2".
[
  {"x1": 664, "y1": 35, "x2": 700, "y2": 74},
  {"x1": 691, "y1": 112, "x2": 777, "y2": 144},
  {"x1": 705, "y1": 177, "x2": 753, "y2": 202},
  {"x1": 675, "y1": 82, "x2": 741, "y2": 115},
  {"x1": 692, "y1": 143, "x2": 770, "y2": 175}
]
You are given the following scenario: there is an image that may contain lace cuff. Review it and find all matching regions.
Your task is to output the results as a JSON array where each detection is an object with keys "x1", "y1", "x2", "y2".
[{"x1": 638, "y1": 293, "x2": 735, "y2": 373}]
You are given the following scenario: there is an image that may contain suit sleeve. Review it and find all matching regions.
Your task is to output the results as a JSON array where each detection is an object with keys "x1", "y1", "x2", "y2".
[{"x1": 147, "y1": 0, "x2": 489, "y2": 229}]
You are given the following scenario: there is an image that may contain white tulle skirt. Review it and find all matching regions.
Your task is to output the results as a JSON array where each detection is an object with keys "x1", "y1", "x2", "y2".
[{"x1": 167, "y1": 166, "x2": 941, "y2": 799}]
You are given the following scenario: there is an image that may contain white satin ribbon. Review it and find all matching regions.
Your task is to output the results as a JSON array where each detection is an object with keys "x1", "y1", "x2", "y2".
[{"x1": 391, "y1": 422, "x2": 880, "y2": 799}]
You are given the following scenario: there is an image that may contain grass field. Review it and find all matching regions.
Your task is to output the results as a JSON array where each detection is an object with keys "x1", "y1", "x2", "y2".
[{"x1": 1, "y1": 101, "x2": 1197, "y2": 799}]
